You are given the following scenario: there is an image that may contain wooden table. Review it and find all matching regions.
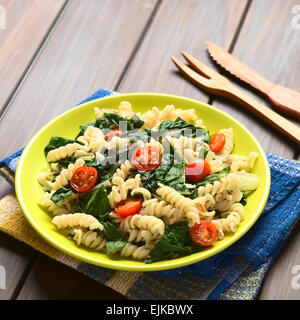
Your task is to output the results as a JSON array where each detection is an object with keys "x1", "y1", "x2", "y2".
[{"x1": 0, "y1": 0, "x2": 299, "y2": 300}]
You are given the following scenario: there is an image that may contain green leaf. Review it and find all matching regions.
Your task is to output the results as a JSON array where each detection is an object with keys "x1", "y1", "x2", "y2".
[
  {"x1": 50, "y1": 187, "x2": 73, "y2": 205},
  {"x1": 44, "y1": 137, "x2": 76, "y2": 156},
  {"x1": 189, "y1": 167, "x2": 231, "y2": 199},
  {"x1": 195, "y1": 167, "x2": 230, "y2": 187},
  {"x1": 126, "y1": 129, "x2": 151, "y2": 143},
  {"x1": 85, "y1": 186, "x2": 111, "y2": 218},
  {"x1": 56, "y1": 156, "x2": 76, "y2": 170},
  {"x1": 240, "y1": 191, "x2": 247, "y2": 206},
  {"x1": 102, "y1": 221, "x2": 124, "y2": 241},
  {"x1": 75, "y1": 121, "x2": 96, "y2": 139},
  {"x1": 145, "y1": 221, "x2": 198, "y2": 263},
  {"x1": 159, "y1": 117, "x2": 210, "y2": 142},
  {"x1": 106, "y1": 240, "x2": 126, "y2": 254},
  {"x1": 130, "y1": 115, "x2": 144, "y2": 129},
  {"x1": 139, "y1": 152, "x2": 188, "y2": 195},
  {"x1": 198, "y1": 147, "x2": 209, "y2": 159}
]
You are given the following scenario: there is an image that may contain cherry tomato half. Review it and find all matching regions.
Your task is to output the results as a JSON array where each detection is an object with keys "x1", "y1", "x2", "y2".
[
  {"x1": 70, "y1": 166, "x2": 98, "y2": 193},
  {"x1": 190, "y1": 221, "x2": 217, "y2": 247},
  {"x1": 104, "y1": 129, "x2": 123, "y2": 141},
  {"x1": 131, "y1": 146, "x2": 161, "y2": 171},
  {"x1": 186, "y1": 159, "x2": 211, "y2": 182},
  {"x1": 209, "y1": 133, "x2": 226, "y2": 153},
  {"x1": 115, "y1": 198, "x2": 143, "y2": 218}
]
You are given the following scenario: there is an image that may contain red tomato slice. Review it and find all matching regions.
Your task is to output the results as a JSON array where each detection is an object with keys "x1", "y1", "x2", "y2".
[
  {"x1": 186, "y1": 159, "x2": 211, "y2": 182},
  {"x1": 70, "y1": 166, "x2": 98, "y2": 193},
  {"x1": 104, "y1": 129, "x2": 123, "y2": 141},
  {"x1": 131, "y1": 146, "x2": 161, "y2": 171},
  {"x1": 209, "y1": 133, "x2": 226, "y2": 152},
  {"x1": 190, "y1": 221, "x2": 217, "y2": 247},
  {"x1": 115, "y1": 198, "x2": 143, "y2": 218}
]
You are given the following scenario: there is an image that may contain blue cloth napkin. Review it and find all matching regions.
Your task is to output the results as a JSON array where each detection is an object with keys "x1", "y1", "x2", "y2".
[{"x1": 1, "y1": 89, "x2": 299, "y2": 300}]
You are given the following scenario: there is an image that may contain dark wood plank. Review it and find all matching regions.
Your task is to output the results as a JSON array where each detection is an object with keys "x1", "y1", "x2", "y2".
[
  {"x1": 0, "y1": 0, "x2": 67, "y2": 300},
  {"x1": 120, "y1": 0, "x2": 248, "y2": 100},
  {"x1": 0, "y1": 0, "x2": 157, "y2": 300},
  {"x1": 0, "y1": 232, "x2": 35, "y2": 299},
  {"x1": 17, "y1": 255, "x2": 125, "y2": 300},
  {"x1": 0, "y1": 0, "x2": 67, "y2": 112},
  {"x1": 212, "y1": 0, "x2": 300, "y2": 299}
]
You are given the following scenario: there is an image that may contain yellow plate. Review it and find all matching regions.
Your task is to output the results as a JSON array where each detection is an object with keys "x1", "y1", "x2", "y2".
[{"x1": 15, "y1": 93, "x2": 270, "y2": 271}]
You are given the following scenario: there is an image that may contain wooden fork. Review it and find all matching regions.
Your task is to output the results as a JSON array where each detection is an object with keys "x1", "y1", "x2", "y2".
[{"x1": 172, "y1": 52, "x2": 300, "y2": 144}]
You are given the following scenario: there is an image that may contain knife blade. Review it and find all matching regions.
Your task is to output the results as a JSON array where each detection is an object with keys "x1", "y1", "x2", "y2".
[{"x1": 206, "y1": 41, "x2": 300, "y2": 119}]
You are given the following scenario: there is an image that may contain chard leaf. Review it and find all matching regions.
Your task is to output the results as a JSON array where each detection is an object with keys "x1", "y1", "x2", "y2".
[
  {"x1": 159, "y1": 117, "x2": 210, "y2": 142},
  {"x1": 199, "y1": 147, "x2": 209, "y2": 159},
  {"x1": 139, "y1": 152, "x2": 188, "y2": 195},
  {"x1": 85, "y1": 186, "x2": 111, "y2": 218},
  {"x1": 195, "y1": 166, "x2": 230, "y2": 187},
  {"x1": 44, "y1": 137, "x2": 76, "y2": 156},
  {"x1": 145, "y1": 221, "x2": 198, "y2": 263},
  {"x1": 189, "y1": 167, "x2": 231, "y2": 199},
  {"x1": 240, "y1": 191, "x2": 247, "y2": 206},
  {"x1": 50, "y1": 187, "x2": 73, "y2": 205},
  {"x1": 95, "y1": 113, "x2": 144, "y2": 131},
  {"x1": 125, "y1": 129, "x2": 151, "y2": 143},
  {"x1": 75, "y1": 121, "x2": 96, "y2": 139},
  {"x1": 130, "y1": 115, "x2": 144, "y2": 129},
  {"x1": 102, "y1": 221, "x2": 124, "y2": 241},
  {"x1": 106, "y1": 240, "x2": 126, "y2": 254}
]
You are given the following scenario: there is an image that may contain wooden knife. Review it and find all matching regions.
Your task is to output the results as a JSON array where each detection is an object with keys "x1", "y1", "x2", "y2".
[{"x1": 206, "y1": 41, "x2": 300, "y2": 119}]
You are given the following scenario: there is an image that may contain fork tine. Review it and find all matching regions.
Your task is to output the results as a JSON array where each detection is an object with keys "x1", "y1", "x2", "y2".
[
  {"x1": 171, "y1": 56, "x2": 211, "y2": 88},
  {"x1": 181, "y1": 51, "x2": 220, "y2": 79}
]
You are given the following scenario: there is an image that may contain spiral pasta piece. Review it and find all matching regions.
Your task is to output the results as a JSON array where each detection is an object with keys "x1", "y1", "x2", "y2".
[
  {"x1": 52, "y1": 213, "x2": 103, "y2": 231},
  {"x1": 127, "y1": 229, "x2": 161, "y2": 245},
  {"x1": 139, "y1": 198, "x2": 184, "y2": 224},
  {"x1": 228, "y1": 151, "x2": 259, "y2": 173},
  {"x1": 131, "y1": 187, "x2": 151, "y2": 200},
  {"x1": 156, "y1": 184, "x2": 199, "y2": 227},
  {"x1": 77, "y1": 126, "x2": 105, "y2": 153},
  {"x1": 197, "y1": 173, "x2": 242, "y2": 204},
  {"x1": 73, "y1": 228, "x2": 107, "y2": 250},
  {"x1": 168, "y1": 136, "x2": 204, "y2": 152},
  {"x1": 140, "y1": 107, "x2": 160, "y2": 129},
  {"x1": 119, "y1": 214, "x2": 165, "y2": 235},
  {"x1": 73, "y1": 149, "x2": 95, "y2": 159},
  {"x1": 109, "y1": 211, "x2": 124, "y2": 224},
  {"x1": 106, "y1": 136, "x2": 129, "y2": 152},
  {"x1": 192, "y1": 194, "x2": 216, "y2": 220},
  {"x1": 51, "y1": 158, "x2": 85, "y2": 190},
  {"x1": 140, "y1": 138, "x2": 164, "y2": 153},
  {"x1": 108, "y1": 186, "x2": 122, "y2": 208},
  {"x1": 38, "y1": 191, "x2": 72, "y2": 216},
  {"x1": 215, "y1": 128, "x2": 234, "y2": 162},
  {"x1": 207, "y1": 159, "x2": 224, "y2": 173},
  {"x1": 120, "y1": 243, "x2": 154, "y2": 260},
  {"x1": 212, "y1": 203, "x2": 245, "y2": 240},
  {"x1": 118, "y1": 101, "x2": 135, "y2": 117},
  {"x1": 94, "y1": 107, "x2": 104, "y2": 120},
  {"x1": 108, "y1": 174, "x2": 141, "y2": 208},
  {"x1": 168, "y1": 136, "x2": 205, "y2": 162},
  {"x1": 113, "y1": 160, "x2": 133, "y2": 180},
  {"x1": 47, "y1": 143, "x2": 81, "y2": 162},
  {"x1": 38, "y1": 169, "x2": 54, "y2": 187}
]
